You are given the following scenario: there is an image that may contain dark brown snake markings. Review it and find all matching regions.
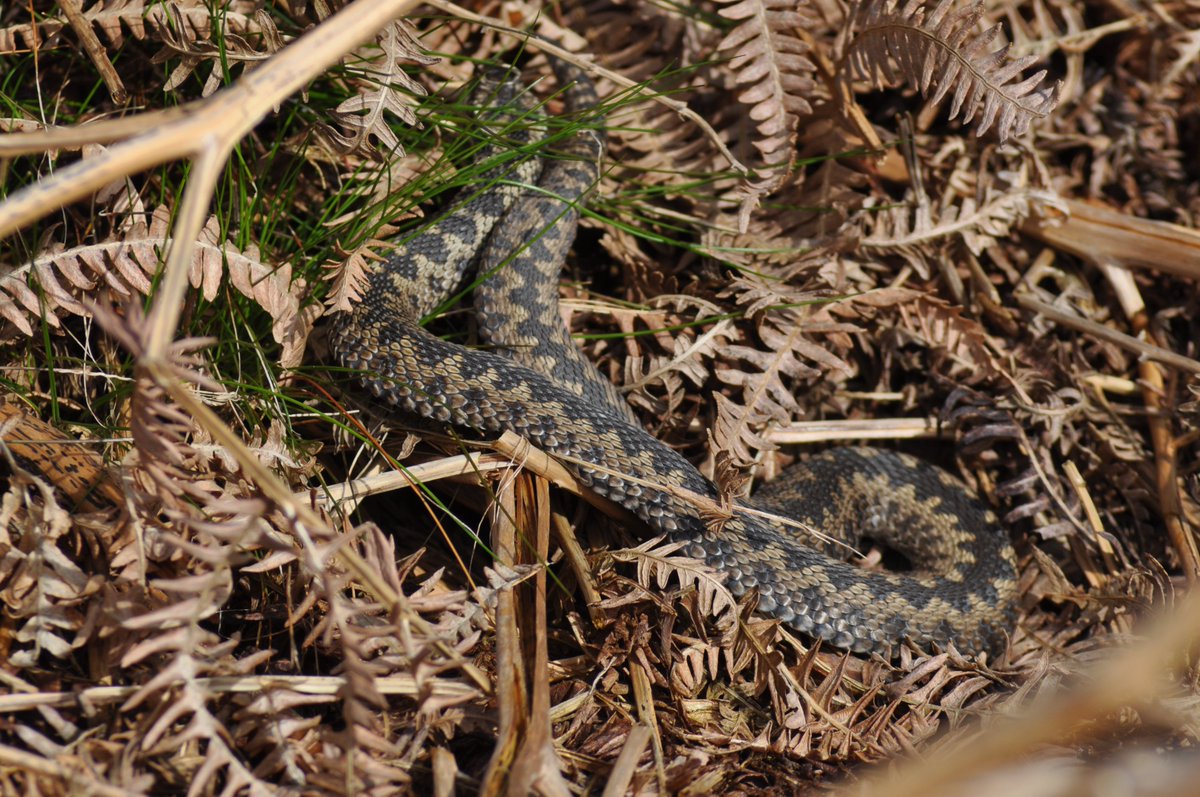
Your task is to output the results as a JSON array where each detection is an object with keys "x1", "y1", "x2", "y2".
[{"x1": 330, "y1": 59, "x2": 1019, "y2": 656}]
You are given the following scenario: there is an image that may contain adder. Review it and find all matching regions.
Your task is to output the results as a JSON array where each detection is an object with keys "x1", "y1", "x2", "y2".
[{"x1": 329, "y1": 56, "x2": 1018, "y2": 657}]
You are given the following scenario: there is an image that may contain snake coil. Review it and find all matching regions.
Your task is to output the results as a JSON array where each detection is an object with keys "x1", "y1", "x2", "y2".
[{"x1": 330, "y1": 58, "x2": 1018, "y2": 656}]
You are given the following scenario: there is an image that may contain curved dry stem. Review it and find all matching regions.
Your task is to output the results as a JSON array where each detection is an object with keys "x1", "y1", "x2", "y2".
[{"x1": 146, "y1": 143, "x2": 224, "y2": 359}]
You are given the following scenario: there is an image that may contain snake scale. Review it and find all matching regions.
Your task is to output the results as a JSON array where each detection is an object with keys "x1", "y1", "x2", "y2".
[{"x1": 330, "y1": 57, "x2": 1018, "y2": 657}]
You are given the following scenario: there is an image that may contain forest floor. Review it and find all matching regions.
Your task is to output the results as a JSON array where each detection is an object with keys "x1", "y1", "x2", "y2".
[{"x1": 0, "y1": 0, "x2": 1198, "y2": 794}]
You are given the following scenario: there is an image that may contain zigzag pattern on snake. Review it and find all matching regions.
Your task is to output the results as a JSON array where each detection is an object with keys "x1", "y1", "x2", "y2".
[{"x1": 329, "y1": 57, "x2": 1019, "y2": 657}]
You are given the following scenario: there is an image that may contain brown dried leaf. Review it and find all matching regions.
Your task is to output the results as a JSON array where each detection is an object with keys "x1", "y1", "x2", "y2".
[
  {"x1": 610, "y1": 537, "x2": 739, "y2": 624},
  {"x1": 715, "y1": 0, "x2": 818, "y2": 204},
  {"x1": 844, "y1": 0, "x2": 1061, "y2": 141},
  {"x1": 714, "y1": 308, "x2": 852, "y2": 467},
  {"x1": 324, "y1": 240, "x2": 393, "y2": 314},
  {"x1": 0, "y1": 0, "x2": 263, "y2": 57},
  {"x1": 151, "y1": 5, "x2": 282, "y2": 96},
  {"x1": 858, "y1": 180, "x2": 1061, "y2": 274},
  {"x1": 323, "y1": 20, "x2": 437, "y2": 156}
]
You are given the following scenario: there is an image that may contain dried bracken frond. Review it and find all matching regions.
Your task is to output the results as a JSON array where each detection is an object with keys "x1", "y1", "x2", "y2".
[
  {"x1": 79, "y1": 302, "x2": 485, "y2": 793},
  {"x1": 859, "y1": 186, "x2": 1053, "y2": 260},
  {"x1": 89, "y1": 304, "x2": 219, "y2": 497},
  {"x1": 323, "y1": 19, "x2": 437, "y2": 156},
  {"x1": 621, "y1": 295, "x2": 736, "y2": 416},
  {"x1": 325, "y1": 239, "x2": 393, "y2": 314},
  {"x1": 714, "y1": 304, "x2": 854, "y2": 467},
  {"x1": 192, "y1": 216, "x2": 315, "y2": 369},
  {"x1": 843, "y1": 0, "x2": 1062, "y2": 140},
  {"x1": 895, "y1": 290, "x2": 1003, "y2": 379},
  {"x1": 0, "y1": 454, "x2": 90, "y2": 666},
  {"x1": 610, "y1": 537, "x2": 740, "y2": 623},
  {"x1": 3, "y1": 206, "x2": 311, "y2": 367},
  {"x1": 0, "y1": 0, "x2": 263, "y2": 56},
  {"x1": 83, "y1": 305, "x2": 278, "y2": 795},
  {"x1": 601, "y1": 91, "x2": 733, "y2": 210},
  {"x1": 1162, "y1": 28, "x2": 1200, "y2": 90},
  {"x1": 714, "y1": 0, "x2": 818, "y2": 206},
  {"x1": 325, "y1": 151, "x2": 440, "y2": 231},
  {"x1": 0, "y1": 211, "x2": 163, "y2": 336},
  {"x1": 153, "y1": 5, "x2": 285, "y2": 96}
]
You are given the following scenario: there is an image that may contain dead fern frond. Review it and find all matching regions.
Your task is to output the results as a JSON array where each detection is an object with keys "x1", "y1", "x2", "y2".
[
  {"x1": 610, "y1": 537, "x2": 740, "y2": 624},
  {"x1": 90, "y1": 303, "x2": 221, "y2": 500},
  {"x1": 1, "y1": 208, "x2": 164, "y2": 335},
  {"x1": 0, "y1": 0, "x2": 263, "y2": 57},
  {"x1": 857, "y1": 185, "x2": 1055, "y2": 268},
  {"x1": 153, "y1": 5, "x2": 285, "y2": 96},
  {"x1": 714, "y1": 306, "x2": 854, "y2": 468},
  {"x1": 714, "y1": 0, "x2": 818, "y2": 205},
  {"x1": 0, "y1": 449, "x2": 91, "y2": 667},
  {"x1": 325, "y1": 239, "x2": 393, "y2": 314},
  {"x1": 621, "y1": 295, "x2": 736, "y2": 416},
  {"x1": 86, "y1": 304, "x2": 281, "y2": 795},
  {"x1": 843, "y1": 0, "x2": 1061, "y2": 141},
  {"x1": 121, "y1": 628, "x2": 277, "y2": 796},
  {"x1": 897, "y1": 292, "x2": 1002, "y2": 379},
  {"x1": 322, "y1": 19, "x2": 437, "y2": 156},
  {"x1": 604, "y1": 88, "x2": 730, "y2": 198},
  {"x1": 191, "y1": 216, "x2": 314, "y2": 369},
  {"x1": 5, "y1": 206, "x2": 312, "y2": 367}
]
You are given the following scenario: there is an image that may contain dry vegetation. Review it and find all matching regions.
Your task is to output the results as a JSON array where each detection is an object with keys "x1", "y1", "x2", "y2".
[{"x1": 0, "y1": 0, "x2": 1198, "y2": 794}]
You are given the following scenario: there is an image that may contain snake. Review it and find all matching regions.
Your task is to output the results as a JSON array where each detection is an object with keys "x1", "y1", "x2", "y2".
[{"x1": 329, "y1": 56, "x2": 1019, "y2": 657}]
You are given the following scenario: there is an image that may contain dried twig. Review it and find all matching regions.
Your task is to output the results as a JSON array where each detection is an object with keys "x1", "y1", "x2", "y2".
[
  {"x1": 1022, "y1": 198, "x2": 1200, "y2": 280},
  {"x1": 769, "y1": 416, "x2": 944, "y2": 443},
  {"x1": 1015, "y1": 293, "x2": 1200, "y2": 376},
  {"x1": 58, "y1": 0, "x2": 127, "y2": 103}
]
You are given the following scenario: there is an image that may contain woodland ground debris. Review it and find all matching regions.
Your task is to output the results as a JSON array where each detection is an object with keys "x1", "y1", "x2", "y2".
[{"x1": 0, "y1": 0, "x2": 1197, "y2": 794}]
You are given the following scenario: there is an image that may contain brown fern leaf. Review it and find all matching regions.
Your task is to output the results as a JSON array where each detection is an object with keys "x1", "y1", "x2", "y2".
[
  {"x1": 714, "y1": 308, "x2": 854, "y2": 468},
  {"x1": 621, "y1": 295, "x2": 736, "y2": 417},
  {"x1": 5, "y1": 206, "x2": 311, "y2": 365},
  {"x1": 323, "y1": 20, "x2": 436, "y2": 156},
  {"x1": 857, "y1": 185, "x2": 1057, "y2": 274},
  {"x1": 1, "y1": 207, "x2": 169, "y2": 336},
  {"x1": 699, "y1": 163, "x2": 865, "y2": 270},
  {"x1": 153, "y1": 5, "x2": 284, "y2": 96},
  {"x1": 844, "y1": 0, "x2": 1061, "y2": 141},
  {"x1": 0, "y1": 453, "x2": 89, "y2": 667},
  {"x1": 90, "y1": 303, "x2": 222, "y2": 499},
  {"x1": 121, "y1": 628, "x2": 278, "y2": 795},
  {"x1": 586, "y1": 0, "x2": 732, "y2": 187},
  {"x1": 109, "y1": 0, "x2": 262, "y2": 49},
  {"x1": 325, "y1": 239, "x2": 394, "y2": 314},
  {"x1": 605, "y1": 90, "x2": 729, "y2": 194},
  {"x1": 0, "y1": 0, "x2": 263, "y2": 56},
  {"x1": 610, "y1": 537, "x2": 740, "y2": 624},
  {"x1": 714, "y1": 0, "x2": 818, "y2": 200},
  {"x1": 192, "y1": 217, "x2": 313, "y2": 369},
  {"x1": 857, "y1": 287, "x2": 1002, "y2": 379},
  {"x1": 1163, "y1": 28, "x2": 1200, "y2": 90}
]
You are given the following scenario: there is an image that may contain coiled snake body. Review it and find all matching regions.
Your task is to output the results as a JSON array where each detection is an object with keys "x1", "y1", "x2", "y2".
[{"x1": 330, "y1": 60, "x2": 1018, "y2": 657}]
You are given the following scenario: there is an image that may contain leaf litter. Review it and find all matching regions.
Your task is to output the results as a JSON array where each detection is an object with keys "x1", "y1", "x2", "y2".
[{"x1": 0, "y1": 0, "x2": 1197, "y2": 793}]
